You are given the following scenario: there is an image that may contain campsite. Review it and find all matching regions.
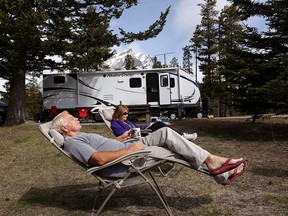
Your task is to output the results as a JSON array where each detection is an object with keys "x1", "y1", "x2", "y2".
[{"x1": 0, "y1": 116, "x2": 287, "y2": 216}]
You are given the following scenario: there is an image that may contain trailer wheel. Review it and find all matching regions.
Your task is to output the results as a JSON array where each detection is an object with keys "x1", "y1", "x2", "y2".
[
  {"x1": 169, "y1": 112, "x2": 177, "y2": 120},
  {"x1": 93, "y1": 112, "x2": 103, "y2": 122},
  {"x1": 196, "y1": 112, "x2": 203, "y2": 119}
]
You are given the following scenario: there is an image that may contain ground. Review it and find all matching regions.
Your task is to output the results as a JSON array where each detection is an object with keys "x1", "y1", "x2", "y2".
[{"x1": 0, "y1": 116, "x2": 287, "y2": 216}]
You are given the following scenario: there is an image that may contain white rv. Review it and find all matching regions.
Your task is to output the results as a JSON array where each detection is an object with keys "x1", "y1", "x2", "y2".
[{"x1": 42, "y1": 68, "x2": 202, "y2": 120}]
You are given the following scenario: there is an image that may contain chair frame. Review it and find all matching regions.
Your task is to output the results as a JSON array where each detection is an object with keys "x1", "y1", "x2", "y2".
[{"x1": 39, "y1": 121, "x2": 175, "y2": 216}]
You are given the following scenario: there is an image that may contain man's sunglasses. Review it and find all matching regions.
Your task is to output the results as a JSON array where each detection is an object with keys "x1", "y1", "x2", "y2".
[{"x1": 123, "y1": 112, "x2": 129, "y2": 115}]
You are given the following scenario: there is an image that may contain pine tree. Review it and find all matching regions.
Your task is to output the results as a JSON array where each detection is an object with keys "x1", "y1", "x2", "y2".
[
  {"x1": 229, "y1": 0, "x2": 288, "y2": 120},
  {"x1": 182, "y1": 46, "x2": 192, "y2": 73},
  {"x1": 169, "y1": 57, "x2": 179, "y2": 68},
  {"x1": 124, "y1": 54, "x2": 137, "y2": 70},
  {"x1": 261, "y1": 0, "x2": 288, "y2": 114},
  {"x1": 191, "y1": 0, "x2": 219, "y2": 99},
  {"x1": 152, "y1": 57, "x2": 163, "y2": 68},
  {"x1": 216, "y1": 5, "x2": 246, "y2": 116}
]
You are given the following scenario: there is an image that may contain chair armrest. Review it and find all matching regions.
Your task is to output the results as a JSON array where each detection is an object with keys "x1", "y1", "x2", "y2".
[{"x1": 86, "y1": 150, "x2": 152, "y2": 174}]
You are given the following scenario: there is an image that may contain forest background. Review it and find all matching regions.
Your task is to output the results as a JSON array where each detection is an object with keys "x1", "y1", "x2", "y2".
[{"x1": 0, "y1": 0, "x2": 287, "y2": 125}]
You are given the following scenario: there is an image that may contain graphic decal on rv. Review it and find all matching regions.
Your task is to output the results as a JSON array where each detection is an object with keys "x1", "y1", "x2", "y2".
[
  {"x1": 43, "y1": 87, "x2": 102, "y2": 104},
  {"x1": 114, "y1": 87, "x2": 146, "y2": 94},
  {"x1": 171, "y1": 89, "x2": 196, "y2": 103},
  {"x1": 78, "y1": 79, "x2": 100, "y2": 91},
  {"x1": 43, "y1": 87, "x2": 75, "y2": 92},
  {"x1": 169, "y1": 72, "x2": 198, "y2": 87}
]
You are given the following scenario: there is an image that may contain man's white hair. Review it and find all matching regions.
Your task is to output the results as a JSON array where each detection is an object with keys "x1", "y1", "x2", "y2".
[{"x1": 51, "y1": 111, "x2": 69, "y2": 132}]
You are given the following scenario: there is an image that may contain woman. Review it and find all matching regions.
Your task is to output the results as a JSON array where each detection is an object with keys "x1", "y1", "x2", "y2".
[{"x1": 111, "y1": 105, "x2": 197, "y2": 141}]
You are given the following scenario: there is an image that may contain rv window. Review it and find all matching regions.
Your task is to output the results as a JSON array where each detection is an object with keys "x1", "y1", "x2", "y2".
[
  {"x1": 160, "y1": 75, "x2": 168, "y2": 87},
  {"x1": 130, "y1": 78, "x2": 142, "y2": 88},
  {"x1": 54, "y1": 76, "x2": 65, "y2": 84},
  {"x1": 170, "y1": 78, "x2": 175, "y2": 88}
]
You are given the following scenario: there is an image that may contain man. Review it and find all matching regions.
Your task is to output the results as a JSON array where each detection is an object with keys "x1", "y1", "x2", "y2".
[{"x1": 51, "y1": 111, "x2": 248, "y2": 185}]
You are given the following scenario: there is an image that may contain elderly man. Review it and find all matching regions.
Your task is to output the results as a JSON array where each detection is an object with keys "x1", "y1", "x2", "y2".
[{"x1": 51, "y1": 111, "x2": 248, "y2": 185}]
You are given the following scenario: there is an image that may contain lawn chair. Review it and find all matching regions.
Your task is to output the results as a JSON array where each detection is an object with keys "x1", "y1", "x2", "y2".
[
  {"x1": 97, "y1": 106, "x2": 115, "y2": 133},
  {"x1": 39, "y1": 121, "x2": 193, "y2": 215},
  {"x1": 98, "y1": 107, "x2": 152, "y2": 136}
]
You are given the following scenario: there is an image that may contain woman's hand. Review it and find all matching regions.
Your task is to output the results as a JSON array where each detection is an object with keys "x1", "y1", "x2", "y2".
[{"x1": 115, "y1": 129, "x2": 131, "y2": 142}]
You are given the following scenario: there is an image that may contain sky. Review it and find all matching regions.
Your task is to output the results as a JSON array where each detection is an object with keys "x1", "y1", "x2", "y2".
[
  {"x1": 112, "y1": 0, "x2": 266, "y2": 72},
  {"x1": 112, "y1": 0, "x2": 225, "y2": 64},
  {"x1": 0, "y1": 0, "x2": 267, "y2": 92}
]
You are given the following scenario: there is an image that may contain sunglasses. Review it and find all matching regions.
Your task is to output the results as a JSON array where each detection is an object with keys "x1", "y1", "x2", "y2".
[{"x1": 123, "y1": 112, "x2": 129, "y2": 115}]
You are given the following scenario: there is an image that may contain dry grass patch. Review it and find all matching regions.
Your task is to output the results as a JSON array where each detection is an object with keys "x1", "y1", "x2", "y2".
[{"x1": 0, "y1": 118, "x2": 287, "y2": 215}]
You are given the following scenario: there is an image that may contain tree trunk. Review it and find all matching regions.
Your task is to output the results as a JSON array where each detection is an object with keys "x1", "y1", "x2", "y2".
[{"x1": 5, "y1": 68, "x2": 26, "y2": 126}]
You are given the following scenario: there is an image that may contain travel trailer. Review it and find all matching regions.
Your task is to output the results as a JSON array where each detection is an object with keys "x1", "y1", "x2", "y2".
[{"x1": 42, "y1": 68, "x2": 202, "y2": 121}]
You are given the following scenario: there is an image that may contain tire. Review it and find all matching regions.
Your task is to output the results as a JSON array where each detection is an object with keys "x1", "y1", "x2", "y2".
[
  {"x1": 169, "y1": 112, "x2": 177, "y2": 120},
  {"x1": 196, "y1": 112, "x2": 203, "y2": 119},
  {"x1": 93, "y1": 112, "x2": 103, "y2": 122}
]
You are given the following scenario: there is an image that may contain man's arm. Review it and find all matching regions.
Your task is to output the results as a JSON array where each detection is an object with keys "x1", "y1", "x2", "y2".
[{"x1": 88, "y1": 142, "x2": 144, "y2": 166}]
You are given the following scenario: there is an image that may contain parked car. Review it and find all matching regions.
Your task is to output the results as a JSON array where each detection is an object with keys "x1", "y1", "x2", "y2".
[{"x1": 0, "y1": 99, "x2": 8, "y2": 126}]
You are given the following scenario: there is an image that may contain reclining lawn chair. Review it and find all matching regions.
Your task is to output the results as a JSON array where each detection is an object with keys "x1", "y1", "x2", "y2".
[
  {"x1": 39, "y1": 121, "x2": 193, "y2": 215},
  {"x1": 98, "y1": 107, "x2": 152, "y2": 136}
]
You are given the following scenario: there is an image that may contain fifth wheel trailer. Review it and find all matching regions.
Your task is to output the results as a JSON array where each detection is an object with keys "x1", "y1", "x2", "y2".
[{"x1": 42, "y1": 68, "x2": 202, "y2": 121}]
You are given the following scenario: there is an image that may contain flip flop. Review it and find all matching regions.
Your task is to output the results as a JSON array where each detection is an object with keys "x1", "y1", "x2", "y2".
[
  {"x1": 210, "y1": 158, "x2": 247, "y2": 176},
  {"x1": 222, "y1": 160, "x2": 248, "y2": 186}
]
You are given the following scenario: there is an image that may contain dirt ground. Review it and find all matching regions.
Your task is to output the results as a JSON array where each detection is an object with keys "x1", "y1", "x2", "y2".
[
  {"x1": 0, "y1": 116, "x2": 287, "y2": 216},
  {"x1": 168, "y1": 117, "x2": 288, "y2": 216}
]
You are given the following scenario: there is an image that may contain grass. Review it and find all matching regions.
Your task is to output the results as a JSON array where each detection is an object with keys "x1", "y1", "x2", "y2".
[{"x1": 0, "y1": 118, "x2": 288, "y2": 216}]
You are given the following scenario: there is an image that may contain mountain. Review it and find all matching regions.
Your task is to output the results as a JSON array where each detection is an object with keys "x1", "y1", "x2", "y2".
[{"x1": 104, "y1": 48, "x2": 154, "y2": 70}]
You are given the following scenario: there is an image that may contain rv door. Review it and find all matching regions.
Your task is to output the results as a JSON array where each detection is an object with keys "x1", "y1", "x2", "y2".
[{"x1": 159, "y1": 73, "x2": 171, "y2": 105}]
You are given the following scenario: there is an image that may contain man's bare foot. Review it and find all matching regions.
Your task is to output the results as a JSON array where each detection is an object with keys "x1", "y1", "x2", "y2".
[
  {"x1": 222, "y1": 160, "x2": 248, "y2": 185},
  {"x1": 204, "y1": 154, "x2": 246, "y2": 176},
  {"x1": 228, "y1": 163, "x2": 244, "y2": 177}
]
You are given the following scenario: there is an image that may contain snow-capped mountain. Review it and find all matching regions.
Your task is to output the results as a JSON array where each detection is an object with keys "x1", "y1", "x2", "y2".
[{"x1": 104, "y1": 48, "x2": 154, "y2": 70}]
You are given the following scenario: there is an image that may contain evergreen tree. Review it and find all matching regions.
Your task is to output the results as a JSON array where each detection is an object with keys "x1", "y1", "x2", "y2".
[
  {"x1": 26, "y1": 80, "x2": 42, "y2": 120},
  {"x1": 217, "y1": 5, "x2": 246, "y2": 116},
  {"x1": 261, "y1": 0, "x2": 288, "y2": 114},
  {"x1": 192, "y1": 0, "x2": 219, "y2": 99},
  {"x1": 228, "y1": 0, "x2": 288, "y2": 120},
  {"x1": 152, "y1": 56, "x2": 163, "y2": 68},
  {"x1": 182, "y1": 45, "x2": 192, "y2": 73},
  {"x1": 169, "y1": 57, "x2": 179, "y2": 68},
  {"x1": 0, "y1": 0, "x2": 170, "y2": 125},
  {"x1": 190, "y1": 25, "x2": 202, "y2": 83},
  {"x1": 124, "y1": 54, "x2": 137, "y2": 70}
]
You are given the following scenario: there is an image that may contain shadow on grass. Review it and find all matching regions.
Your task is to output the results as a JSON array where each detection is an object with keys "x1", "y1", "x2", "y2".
[
  {"x1": 173, "y1": 119, "x2": 288, "y2": 142},
  {"x1": 19, "y1": 183, "x2": 213, "y2": 213}
]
